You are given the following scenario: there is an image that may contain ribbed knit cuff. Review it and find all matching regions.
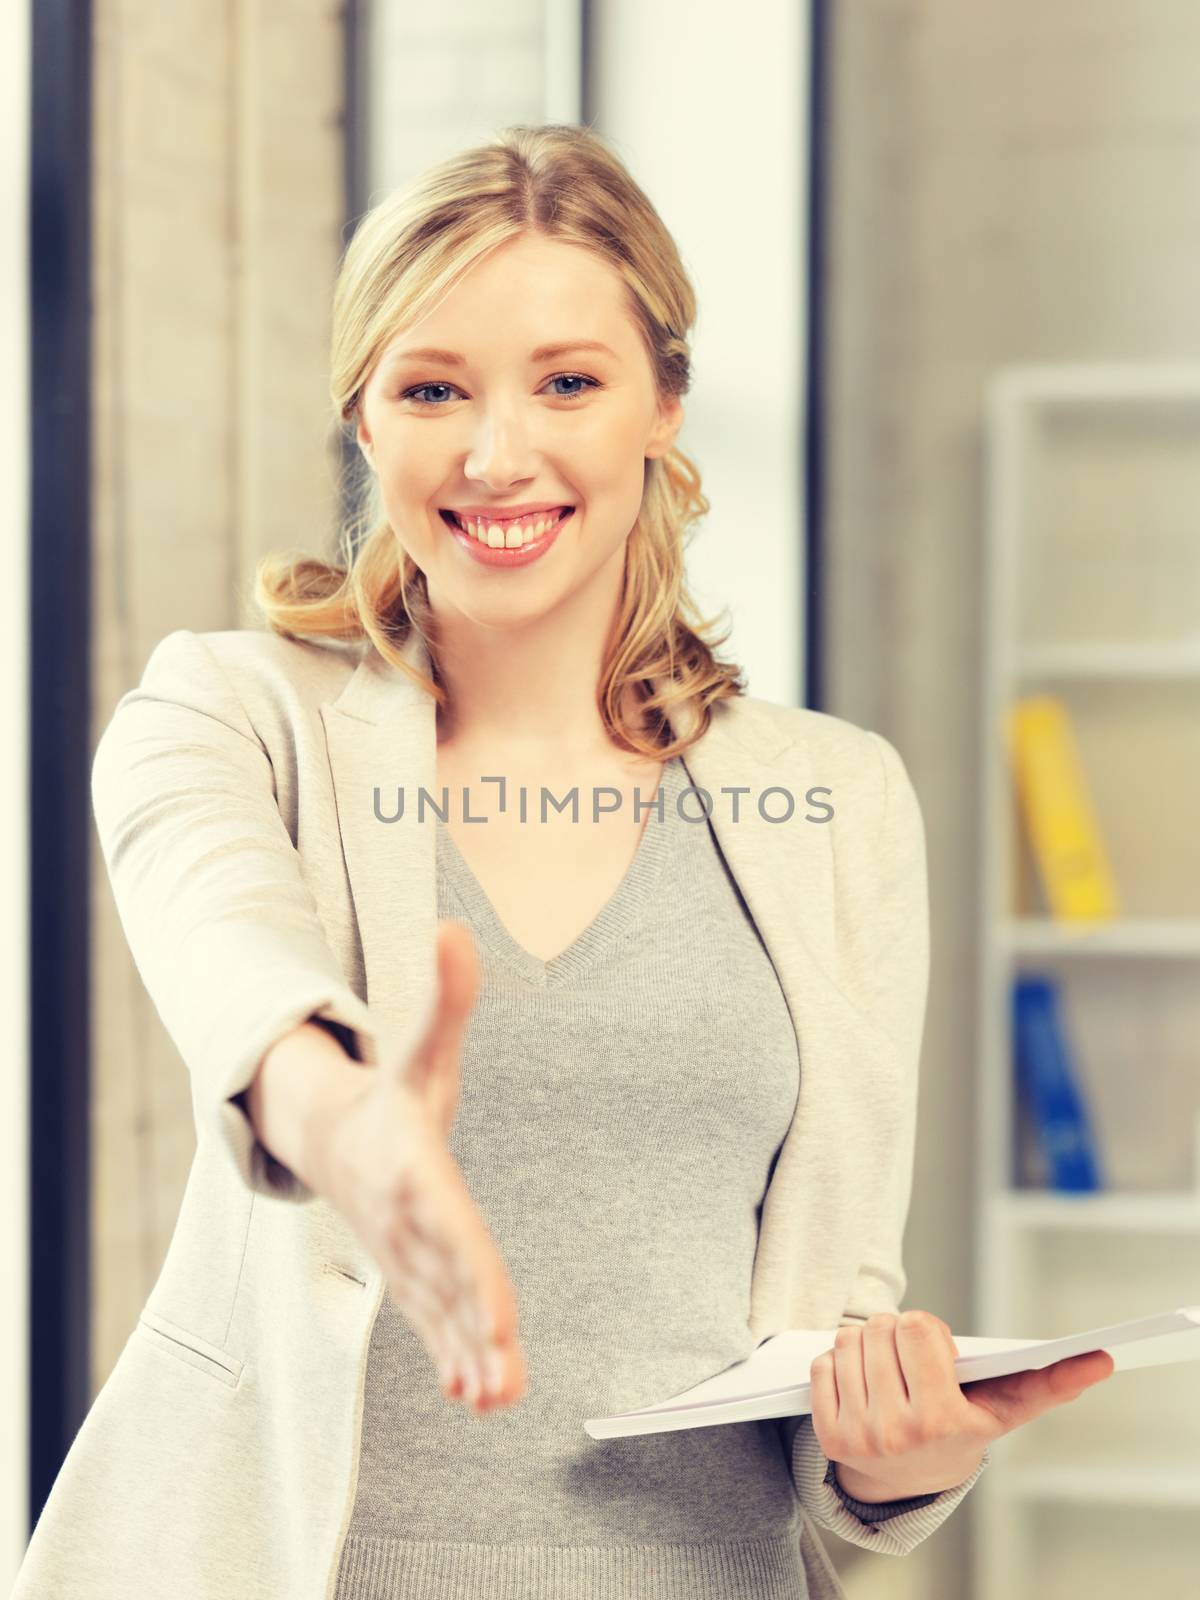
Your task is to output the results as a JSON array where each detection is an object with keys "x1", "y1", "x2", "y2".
[{"x1": 823, "y1": 1458, "x2": 942, "y2": 1524}]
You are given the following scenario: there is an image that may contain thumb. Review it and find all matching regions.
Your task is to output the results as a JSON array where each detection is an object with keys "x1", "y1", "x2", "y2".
[
  {"x1": 963, "y1": 1349, "x2": 1115, "y2": 1434},
  {"x1": 403, "y1": 920, "x2": 480, "y2": 1133}
]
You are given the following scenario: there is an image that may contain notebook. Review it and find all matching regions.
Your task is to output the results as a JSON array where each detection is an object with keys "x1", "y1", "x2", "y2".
[{"x1": 584, "y1": 1305, "x2": 1200, "y2": 1439}]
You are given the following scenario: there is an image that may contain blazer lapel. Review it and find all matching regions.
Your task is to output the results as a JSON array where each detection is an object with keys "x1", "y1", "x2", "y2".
[{"x1": 319, "y1": 630, "x2": 442, "y2": 1066}]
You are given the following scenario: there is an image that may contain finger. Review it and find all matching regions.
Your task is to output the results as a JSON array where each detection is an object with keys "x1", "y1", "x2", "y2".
[
  {"x1": 443, "y1": 1220, "x2": 519, "y2": 1351},
  {"x1": 466, "y1": 1330, "x2": 525, "y2": 1413},
  {"x1": 832, "y1": 1328, "x2": 867, "y2": 1429},
  {"x1": 425, "y1": 921, "x2": 480, "y2": 1071},
  {"x1": 893, "y1": 1310, "x2": 960, "y2": 1414},
  {"x1": 862, "y1": 1314, "x2": 912, "y2": 1414},
  {"x1": 1024, "y1": 1353, "x2": 1108, "y2": 1414},
  {"x1": 1049, "y1": 1349, "x2": 1116, "y2": 1395},
  {"x1": 808, "y1": 1351, "x2": 840, "y2": 1456},
  {"x1": 438, "y1": 917, "x2": 482, "y2": 1013},
  {"x1": 389, "y1": 1231, "x2": 491, "y2": 1407},
  {"x1": 421, "y1": 924, "x2": 480, "y2": 1138},
  {"x1": 439, "y1": 1299, "x2": 488, "y2": 1406},
  {"x1": 484, "y1": 1335, "x2": 524, "y2": 1406},
  {"x1": 398, "y1": 1217, "x2": 476, "y2": 1339},
  {"x1": 436, "y1": 1247, "x2": 516, "y2": 1412},
  {"x1": 410, "y1": 1168, "x2": 519, "y2": 1348},
  {"x1": 962, "y1": 1349, "x2": 1113, "y2": 1433},
  {"x1": 387, "y1": 1271, "x2": 463, "y2": 1396},
  {"x1": 386, "y1": 921, "x2": 478, "y2": 1096},
  {"x1": 399, "y1": 1216, "x2": 496, "y2": 1394},
  {"x1": 384, "y1": 1227, "x2": 461, "y2": 1340}
]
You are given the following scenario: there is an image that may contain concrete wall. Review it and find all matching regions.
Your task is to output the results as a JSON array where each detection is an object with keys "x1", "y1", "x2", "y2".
[{"x1": 89, "y1": 0, "x2": 348, "y2": 1385}]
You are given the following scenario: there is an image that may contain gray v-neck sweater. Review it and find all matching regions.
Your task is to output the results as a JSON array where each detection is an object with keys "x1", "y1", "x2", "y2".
[{"x1": 333, "y1": 753, "x2": 933, "y2": 1598}]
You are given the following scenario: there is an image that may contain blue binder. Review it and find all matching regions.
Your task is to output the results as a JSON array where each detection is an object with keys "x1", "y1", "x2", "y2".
[{"x1": 1012, "y1": 975, "x2": 1104, "y2": 1192}]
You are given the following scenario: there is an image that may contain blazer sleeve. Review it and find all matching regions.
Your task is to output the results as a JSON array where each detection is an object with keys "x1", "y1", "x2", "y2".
[
  {"x1": 778, "y1": 729, "x2": 991, "y2": 1552},
  {"x1": 90, "y1": 627, "x2": 389, "y2": 1205}
]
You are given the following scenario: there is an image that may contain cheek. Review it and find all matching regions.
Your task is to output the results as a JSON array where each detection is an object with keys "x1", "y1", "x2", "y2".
[
  {"x1": 573, "y1": 411, "x2": 644, "y2": 470},
  {"x1": 374, "y1": 455, "x2": 442, "y2": 532},
  {"x1": 566, "y1": 436, "x2": 648, "y2": 512}
]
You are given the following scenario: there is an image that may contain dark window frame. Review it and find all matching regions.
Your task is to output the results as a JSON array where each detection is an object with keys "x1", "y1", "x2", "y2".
[{"x1": 28, "y1": 0, "x2": 94, "y2": 1535}]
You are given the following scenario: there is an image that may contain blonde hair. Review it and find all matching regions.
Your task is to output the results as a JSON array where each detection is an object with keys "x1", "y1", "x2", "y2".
[{"x1": 253, "y1": 122, "x2": 746, "y2": 758}]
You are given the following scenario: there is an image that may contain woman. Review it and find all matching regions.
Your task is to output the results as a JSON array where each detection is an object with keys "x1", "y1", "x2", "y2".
[{"x1": 15, "y1": 124, "x2": 1110, "y2": 1600}]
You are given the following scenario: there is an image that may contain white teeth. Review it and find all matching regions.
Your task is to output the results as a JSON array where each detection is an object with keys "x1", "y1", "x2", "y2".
[{"x1": 453, "y1": 509, "x2": 566, "y2": 546}]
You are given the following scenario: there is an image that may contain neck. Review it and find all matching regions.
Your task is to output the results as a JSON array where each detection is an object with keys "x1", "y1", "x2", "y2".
[{"x1": 429, "y1": 566, "x2": 657, "y2": 759}]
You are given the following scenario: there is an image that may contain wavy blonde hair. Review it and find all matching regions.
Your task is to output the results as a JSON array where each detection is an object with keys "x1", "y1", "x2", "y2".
[{"x1": 253, "y1": 122, "x2": 746, "y2": 758}]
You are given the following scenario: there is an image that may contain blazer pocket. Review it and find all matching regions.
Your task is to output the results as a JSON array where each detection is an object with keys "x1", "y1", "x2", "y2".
[{"x1": 136, "y1": 1308, "x2": 244, "y2": 1388}]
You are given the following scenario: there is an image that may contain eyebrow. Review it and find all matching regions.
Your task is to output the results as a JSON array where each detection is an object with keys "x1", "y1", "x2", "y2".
[{"x1": 382, "y1": 339, "x2": 619, "y2": 370}]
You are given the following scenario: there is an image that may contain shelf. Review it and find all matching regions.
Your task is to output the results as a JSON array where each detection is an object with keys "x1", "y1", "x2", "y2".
[
  {"x1": 997, "y1": 1459, "x2": 1200, "y2": 1507},
  {"x1": 978, "y1": 361, "x2": 1200, "y2": 1595},
  {"x1": 1003, "y1": 919, "x2": 1200, "y2": 958},
  {"x1": 990, "y1": 363, "x2": 1200, "y2": 408},
  {"x1": 1014, "y1": 638, "x2": 1200, "y2": 681},
  {"x1": 994, "y1": 1190, "x2": 1200, "y2": 1232}
]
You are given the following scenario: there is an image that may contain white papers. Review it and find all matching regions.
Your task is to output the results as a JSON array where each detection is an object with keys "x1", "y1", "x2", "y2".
[{"x1": 584, "y1": 1305, "x2": 1200, "y2": 1440}]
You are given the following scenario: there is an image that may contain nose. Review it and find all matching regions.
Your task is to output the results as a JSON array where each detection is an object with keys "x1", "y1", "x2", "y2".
[{"x1": 463, "y1": 405, "x2": 538, "y2": 489}]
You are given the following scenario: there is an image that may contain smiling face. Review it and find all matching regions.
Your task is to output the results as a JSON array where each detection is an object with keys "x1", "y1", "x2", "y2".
[{"x1": 354, "y1": 232, "x2": 684, "y2": 633}]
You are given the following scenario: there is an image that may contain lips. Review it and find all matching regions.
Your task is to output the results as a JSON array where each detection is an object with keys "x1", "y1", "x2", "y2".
[{"x1": 440, "y1": 504, "x2": 574, "y2": 565}]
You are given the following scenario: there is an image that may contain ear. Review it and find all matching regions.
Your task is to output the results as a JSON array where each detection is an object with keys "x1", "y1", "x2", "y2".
[
  {"x1": 355, "y1": 409, "x2": 375, "y2": 470},
  {"x1": 645, "y1": 394, "x2": 684, "y2": 461}
]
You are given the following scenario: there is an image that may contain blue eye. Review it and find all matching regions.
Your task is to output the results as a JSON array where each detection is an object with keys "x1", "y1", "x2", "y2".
[
  {"x1": 401, "y1": 382, "x2": 455, "y2": 407},
  {"x1": 399, "y1": 373, "x2": 600, "y2": 408},
  {"x1": 545, "y1": 373, "x2": 598, "y2": 401}
]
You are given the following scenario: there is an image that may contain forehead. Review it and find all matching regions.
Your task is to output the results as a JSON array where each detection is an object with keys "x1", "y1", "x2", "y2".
[
  {"x1": 377, "y1": 235, "x2": 637, "y2": 370},
  {"x1": 379, "y1": 337, "x2": 622, "y2": 373}
]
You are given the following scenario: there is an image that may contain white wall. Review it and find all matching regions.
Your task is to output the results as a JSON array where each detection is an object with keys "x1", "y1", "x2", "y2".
[
  {"x1": 364, "y1": 0, "x2": 573, "y2": 197},
  {"x1": 1, "y1": 0, "x2": 31, "y2": 1581},
  {"x1": 589, "y1": 2, "x2": 810, "y2": 707}
]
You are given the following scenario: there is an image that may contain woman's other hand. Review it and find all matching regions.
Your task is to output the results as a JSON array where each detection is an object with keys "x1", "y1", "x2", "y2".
[{"x1": 810, "y1": 1309, "x2": 1115, "y2": 1501}]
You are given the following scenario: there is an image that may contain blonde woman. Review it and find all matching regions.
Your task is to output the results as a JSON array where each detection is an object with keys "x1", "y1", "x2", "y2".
[{"x1": 15, "y1": 124, "x2": 1111, "y2": 1600}]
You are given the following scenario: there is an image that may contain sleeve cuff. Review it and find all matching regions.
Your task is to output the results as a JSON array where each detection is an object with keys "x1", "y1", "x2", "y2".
[{"x1": 823, "y1": 1457, "x2": 942, "y2": 1524}]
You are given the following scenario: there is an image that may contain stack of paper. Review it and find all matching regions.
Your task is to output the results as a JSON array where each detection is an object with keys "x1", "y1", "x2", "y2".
[{"x1": 584, "y1": 1305, "x2": 1200, "y2": 1439}]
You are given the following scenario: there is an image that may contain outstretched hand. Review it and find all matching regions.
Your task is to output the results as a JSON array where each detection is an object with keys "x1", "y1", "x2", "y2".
[
  {"x1": 809, "y1": 1309, "x2": 1115, "y2": 1501},
  {"x1": 316, "y1": 919, "x2": 527, "y2": 1414}
]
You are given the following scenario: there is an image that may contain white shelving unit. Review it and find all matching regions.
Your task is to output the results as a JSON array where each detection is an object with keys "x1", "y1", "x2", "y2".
[{"x1": 972, "y1": 365, "x2": 1200, "y2": 1600}]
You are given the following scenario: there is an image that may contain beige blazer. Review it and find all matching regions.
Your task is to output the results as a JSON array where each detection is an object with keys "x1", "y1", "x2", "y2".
[{"x1": 13, "y1": 625, "x2": 988, "y2": 1600}]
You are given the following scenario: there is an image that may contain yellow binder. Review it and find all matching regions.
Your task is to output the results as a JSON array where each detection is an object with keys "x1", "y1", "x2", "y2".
[{"x1": 1006, "y1": 695, "x2": 1120, "y2": 921}]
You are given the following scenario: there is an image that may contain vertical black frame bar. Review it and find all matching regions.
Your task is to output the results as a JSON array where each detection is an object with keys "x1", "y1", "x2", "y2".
[
  {"x1": 342, "y1": 0, "x2": 368, "y2": 227},
  {"x1": 28, "y1": 0, "x2": 93, "y2": 1534},
  {"x1": 804, "y1": 0, "x2": 829, "y2": 711}
]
